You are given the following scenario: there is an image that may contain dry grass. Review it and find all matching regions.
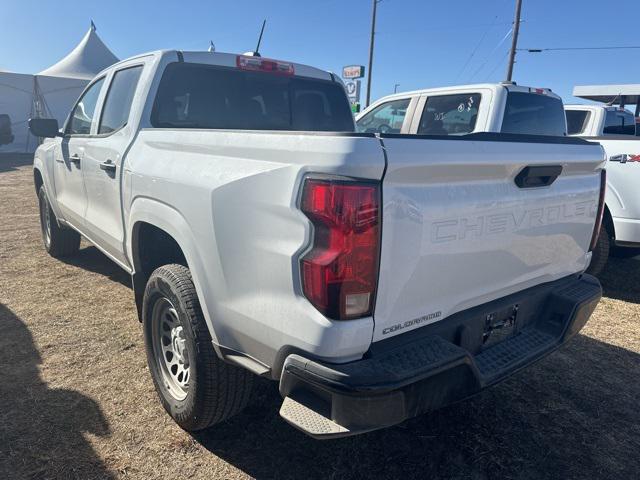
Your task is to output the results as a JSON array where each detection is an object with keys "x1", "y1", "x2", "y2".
[{"x1": 0, "y1": 154, "x2": 639, "y2": 480}]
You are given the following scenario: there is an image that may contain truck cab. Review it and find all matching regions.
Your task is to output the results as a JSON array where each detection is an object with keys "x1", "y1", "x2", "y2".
[
  {"x1": 566, "y1": 104, "x2": 637, "y2": 137},
  {"x1": 356, "y1": 83, "x2": 567, "y2": 137}
]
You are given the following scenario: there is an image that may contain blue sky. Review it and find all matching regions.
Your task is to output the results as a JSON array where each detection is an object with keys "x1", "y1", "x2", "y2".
[{"x1": 2, "y1": 0, "x2": 639, "y2": 105}]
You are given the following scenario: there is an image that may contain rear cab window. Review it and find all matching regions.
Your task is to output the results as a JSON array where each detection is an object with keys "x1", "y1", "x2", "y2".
[
  {"x1": 603, "y1": 109, "x2": 637, "y2": 136},
  {"x1": 501, "y1": 91, "x2": 567, "y2": 136},
  {"x1": 356, "y1": 98, "x2": 410, "y2": 134},
  {"x1": 418, "y1": 93, "x2": 481, "y2": 135},
  {"x1": 566, "y1": 110, "x2": 591, "y2": 135},
  {"x1": 151, "y1": 63, "x2": 354, "y2": 132}
]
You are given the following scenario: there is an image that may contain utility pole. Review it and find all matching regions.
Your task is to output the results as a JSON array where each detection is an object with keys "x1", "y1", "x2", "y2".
[
  {"x1": 366, "y1": 0, "x2": 380, "y2": 107},
  {"x1": 505, "y1": 0, "x2": 523, "y2": 82},
  {"x1": 394, "y1": 83, "x2": 400, "y2": 94}
]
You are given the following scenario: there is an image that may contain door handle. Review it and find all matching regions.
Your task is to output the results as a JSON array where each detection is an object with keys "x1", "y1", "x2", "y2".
[
  {"x1": 514, "y1": 165, "x2": 563, "y2": 188},
  {"x1": 69, "y1": 154, "x2": 81, "y2": 165},
  {"x1": 99, "y1": 160, "x2": 117, "y2": 175}
]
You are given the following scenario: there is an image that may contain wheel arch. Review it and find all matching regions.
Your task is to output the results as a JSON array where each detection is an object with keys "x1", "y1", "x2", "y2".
[
  {"x1": 33, "y1": 167, "x2": 44, "y2": 194},
  {"x1": 127, "y1": 199, "x2": 219, "y2": 344},
  {"x1": 603, "y1": 203, "x2": 615, "y2": 239}
]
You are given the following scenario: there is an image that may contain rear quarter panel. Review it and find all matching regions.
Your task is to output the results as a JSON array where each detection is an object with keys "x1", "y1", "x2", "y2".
[{"x1": 124, "y1": 130, "x2": 385, "y2": 368}]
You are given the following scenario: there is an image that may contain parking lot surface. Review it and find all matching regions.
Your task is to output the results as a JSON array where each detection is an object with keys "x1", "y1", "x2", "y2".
[{"x1": 1, "y1": 154, "x2": 639, "y2": 480}]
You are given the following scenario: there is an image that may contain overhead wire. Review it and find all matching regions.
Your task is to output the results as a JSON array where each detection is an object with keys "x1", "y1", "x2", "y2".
[
  {"x1": 469, "y1": 27, "x2": 512, "y2": 81},
  {"x1": 455, "y1": 15, "x2": 500, "y2": 82}
]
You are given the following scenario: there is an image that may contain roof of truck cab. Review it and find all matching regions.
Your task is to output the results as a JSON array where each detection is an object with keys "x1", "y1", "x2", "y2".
[
  {"x1": 95, "y1": 50, "x2": 334, "y2": 82},
  {"x1": 367, "y1": 83, "x2": 560, "y2": 104},
  {"x1": 565, "y1": 104, "x2": 635, "y2": 115}
]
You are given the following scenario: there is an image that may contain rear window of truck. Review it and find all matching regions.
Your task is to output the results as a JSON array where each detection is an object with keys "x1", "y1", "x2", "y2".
[
  {"x1": 603, "y1": 110, "x2": 637, "y2": 136},
  {"x1": 501, "y1": 92, "x2": 566, "y2": 136},
  {"x1": 566, "y1": 110, "x2": 591, "y2": 135},
  {"x1": 151, "y1": 62, "x2": 355, "y2": 132}
]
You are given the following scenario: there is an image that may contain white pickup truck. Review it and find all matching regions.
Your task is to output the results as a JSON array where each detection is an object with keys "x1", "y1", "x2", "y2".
[
  {"x1": 355, "y1": 83, "x2": 568, "y2": 137},
  {"x1": 565, "y1": 104, "x2": 640, "y2": 274},
  {"x1": 30, "y1": 50, "x2": 604, "y2": 439}
]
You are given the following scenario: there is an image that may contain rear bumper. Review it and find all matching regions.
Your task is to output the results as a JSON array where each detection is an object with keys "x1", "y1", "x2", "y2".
[{"x1": 278, "y1": 274, "x2": 601, "y2": 439}]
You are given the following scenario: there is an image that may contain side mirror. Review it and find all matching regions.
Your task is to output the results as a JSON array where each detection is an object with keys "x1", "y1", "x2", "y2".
[{"x1": 29, "y1": 118, "x2": 61, "y2": 138}]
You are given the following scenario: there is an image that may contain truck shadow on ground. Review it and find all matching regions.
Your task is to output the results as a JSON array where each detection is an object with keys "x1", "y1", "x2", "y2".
[
  {"x1": 0, "y1": 304, "x2": 114, "y2": 480},
  {"x1": 194, "y1": 334, "x2": 640, "y2": 480},
  {"x1": 599, "y1": 253, "x2": 640, "y2": 303},
  {"x1": 60, "y1": 245, "x2": 132, "y2": 288}
]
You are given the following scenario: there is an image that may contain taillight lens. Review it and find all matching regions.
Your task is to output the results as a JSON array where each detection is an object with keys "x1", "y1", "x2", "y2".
[
  {"x1": 300, "y1": 178, "x2": 381, "y2": 320},
  {"x1": 589, "y1": 169, "x2": 607, "y2": 251}
]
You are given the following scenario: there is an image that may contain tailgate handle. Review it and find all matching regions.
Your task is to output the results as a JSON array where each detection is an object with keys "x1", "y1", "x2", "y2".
[{"x1": 515, "y1": 165, "x2": 562, "y2": 189}]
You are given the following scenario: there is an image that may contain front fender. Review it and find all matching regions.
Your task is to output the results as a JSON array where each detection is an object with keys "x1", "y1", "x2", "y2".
[{"x1": 33, "y1": 143, "x2": 63, "y2": 220}]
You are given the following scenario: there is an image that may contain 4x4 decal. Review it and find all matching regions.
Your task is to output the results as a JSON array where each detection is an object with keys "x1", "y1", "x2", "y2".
[{"x1": 610, "y1": 154, "x2": 640, "y2": 163}]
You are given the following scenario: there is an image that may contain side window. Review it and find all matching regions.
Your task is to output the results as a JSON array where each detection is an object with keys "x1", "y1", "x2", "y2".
[
  {"x1": 98, "y1": 66, "x2": 143, "y2": 134},
  {"x1": 356, "y1": 98, "x2": 410, "y2": 133},
  {"x1": 67, "y1": 78, "x2": 105, "y2": 135},
  {"x1": 418, "y1": 93, "x2": 481, "y2": 135},
  {"x1": 566, "y1": 110, "x2": 591, "y2": 135}
]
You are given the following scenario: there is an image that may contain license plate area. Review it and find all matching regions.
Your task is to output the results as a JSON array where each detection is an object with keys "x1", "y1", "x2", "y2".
[{"x1": 482, "y1": 304, "x2": 519, "y2": 348}]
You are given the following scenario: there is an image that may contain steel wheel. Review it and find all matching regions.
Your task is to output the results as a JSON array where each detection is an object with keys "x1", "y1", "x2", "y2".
[
  {"x1": 151, "y1": 297, "x2": 190, "y2": 401},
  {"x1": 39, "y1": 191, "x2": 52, "y2": 249}
]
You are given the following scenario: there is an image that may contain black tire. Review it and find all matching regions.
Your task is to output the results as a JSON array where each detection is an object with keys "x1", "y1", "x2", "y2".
[
  {"x1": 585, "y1": 227, "x2": 610, "y2": 277},
  {"x1": 142, "y1": 263, "x2": 254, "y2": 431},
  {"x1": 38, "y1": 185, "x2": 80, "y2": 258}
]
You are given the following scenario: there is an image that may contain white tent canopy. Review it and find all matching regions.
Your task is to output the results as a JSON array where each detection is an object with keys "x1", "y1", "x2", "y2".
[
  {"x1": 39, "y1": 22, "x2": 119, "y2": 80},
  {"x1": 0, "y1": 23, "x2": 118, "y2": 153}
]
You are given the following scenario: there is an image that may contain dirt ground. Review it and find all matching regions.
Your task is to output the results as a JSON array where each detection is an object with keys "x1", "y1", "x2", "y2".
[{"x1": 1, "y1": 154, "x2": 639, "y2": 480}]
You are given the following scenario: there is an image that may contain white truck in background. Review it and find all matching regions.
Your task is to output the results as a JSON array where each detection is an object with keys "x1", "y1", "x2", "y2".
[
  {"x1": 355, "y1": 82, "x2": 568, "y2": 137},
  {"x1": 565, "y1": 103, "x2": 640, "y2": 275},
  {"x1": 30, "y1": 51, "x2": 604, "y2": 439}
]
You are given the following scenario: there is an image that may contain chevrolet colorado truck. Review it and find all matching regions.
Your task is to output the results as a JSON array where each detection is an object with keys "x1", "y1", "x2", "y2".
[
  {"x1": 30, "y1": 50, "x2": 605, "y2": 439},
  {"x1": 565, "y1": 104, "x2": 640, "y2": 275}
]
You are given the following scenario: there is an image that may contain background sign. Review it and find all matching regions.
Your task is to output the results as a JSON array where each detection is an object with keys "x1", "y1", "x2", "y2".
[
  {"x1": 342, "y1": 65, "x2": 365, "y2": 79},
  {"x1": 344, "y1": 79, "x2": 362, "y2": 114},
  {"x1": 345, "y1": 80, "x2": 361, "y2": 103}
]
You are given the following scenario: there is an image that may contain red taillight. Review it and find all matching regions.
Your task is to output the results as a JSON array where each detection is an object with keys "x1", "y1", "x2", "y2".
[
  {"x1": 300, "y1": 178, "x2": 380, "y2": 320},
  {"x1": 236, "y1": 55, "x2": 295, "y2": 76},
  {"x1": 589, "y1": 169, "x2": 607, "y2": 251}
]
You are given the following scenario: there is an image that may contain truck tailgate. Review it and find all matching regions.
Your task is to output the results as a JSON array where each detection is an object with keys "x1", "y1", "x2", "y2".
[{"x1": 373, "y1": 134, "x2": 604, "y2": 342}]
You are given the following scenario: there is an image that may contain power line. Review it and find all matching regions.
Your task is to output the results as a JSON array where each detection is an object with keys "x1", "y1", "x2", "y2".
[
  {"x1": 469, "y1": 27, "x2": 512, "y2": 81},
  {"x1": 455, "y1": 15, "x2": 499, "y2": 82},
  {"x1": 485, "y1": 49, "x2": 511, "y2": 81},
  {"x1": 519, "y1": 45, "x2": 640, "y2": 52}
]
